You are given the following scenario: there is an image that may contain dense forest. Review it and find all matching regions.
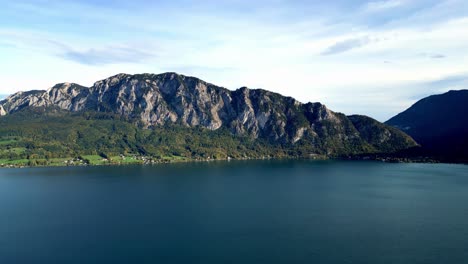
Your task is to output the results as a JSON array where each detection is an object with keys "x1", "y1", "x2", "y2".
[{"x1": 0, "y1": 108, "x2": 337, "y2": 167}]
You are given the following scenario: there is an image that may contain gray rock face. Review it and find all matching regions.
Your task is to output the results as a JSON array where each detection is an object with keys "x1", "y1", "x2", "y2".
[{"x1": 0, "y1": 72, "x2": 417, "y2": 152}]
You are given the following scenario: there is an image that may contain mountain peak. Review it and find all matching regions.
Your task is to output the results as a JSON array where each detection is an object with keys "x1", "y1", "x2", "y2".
[
  {"x1": 386, "y1": 89, "x2": 468, "y2": 161},
  {"x1": 49, "y1": 82, "x2": 86, "y2": 91}
]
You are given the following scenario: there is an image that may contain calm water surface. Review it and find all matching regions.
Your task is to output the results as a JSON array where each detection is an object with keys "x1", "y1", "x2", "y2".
[{"x1": 0, "y1": 160, "x2": 467, "y2": 264}]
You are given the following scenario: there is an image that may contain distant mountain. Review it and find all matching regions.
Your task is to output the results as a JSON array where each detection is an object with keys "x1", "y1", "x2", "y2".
[
  {"x1": 0, "y1": 72, "x2": 417, "y2": 166},
  {"x1": 386, "y1": 90, "x2": 468, "y2": 162}
]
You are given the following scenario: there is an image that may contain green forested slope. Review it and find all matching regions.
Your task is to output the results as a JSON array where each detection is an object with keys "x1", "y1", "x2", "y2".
[{"x1": 0, "y1": 107, "x2": 414, "y2": 167}]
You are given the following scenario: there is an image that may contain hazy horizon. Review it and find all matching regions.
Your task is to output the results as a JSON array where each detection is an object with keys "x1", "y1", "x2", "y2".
[{"x1": 1, "y1": 0, "x2": 467, "y2": 120}]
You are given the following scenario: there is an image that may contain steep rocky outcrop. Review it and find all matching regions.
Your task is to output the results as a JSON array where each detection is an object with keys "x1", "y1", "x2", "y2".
[{"x1": 0, "y1": 72, "x2": 417, "y2": 154}]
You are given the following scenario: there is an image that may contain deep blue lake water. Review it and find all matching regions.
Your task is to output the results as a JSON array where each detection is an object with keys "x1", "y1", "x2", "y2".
[{"x1": 0, "y1": 160, "x2": 467, "y2": 264}]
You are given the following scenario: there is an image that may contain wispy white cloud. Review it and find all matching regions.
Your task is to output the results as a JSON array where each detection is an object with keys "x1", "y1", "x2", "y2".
[
  {"x1": 0, "y1": 30, "x2": 158, "y2": 65},
  {"x1": 321, "y1": 36, "x2": 372, "y2": 55},
  {"x1": 419, "y1": 52, "x2": 447, "y2": 59},
  {"x1": 429, "y1": 54, "x2": 446, "y2": 59},
  {"x1": 424, "y1": 73, "x2": 468, "y2": 91},
  {"x1": 363, "y1": 0, "x2": 406, "y2": 12},
  {"x1": 62, "y1": 46, "x2": 155, "y2": 65}
]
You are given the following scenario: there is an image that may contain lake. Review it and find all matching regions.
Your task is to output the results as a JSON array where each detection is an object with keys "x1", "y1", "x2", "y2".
[{"x1": 0, "y1": 160, "x2": 467, "y2": 264}]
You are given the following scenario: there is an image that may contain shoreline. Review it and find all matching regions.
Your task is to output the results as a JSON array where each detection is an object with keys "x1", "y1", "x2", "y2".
[{"x1": 1, "y1": 155, "x2": 465, "y2": 169}]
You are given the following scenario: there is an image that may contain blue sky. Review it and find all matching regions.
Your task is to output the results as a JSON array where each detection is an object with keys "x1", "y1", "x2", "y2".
[{"x1": 1, "y1": 0, "x2": 467, "y2": 120}]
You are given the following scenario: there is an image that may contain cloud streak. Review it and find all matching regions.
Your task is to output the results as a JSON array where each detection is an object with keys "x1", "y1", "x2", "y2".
[
  {"x1": 363, "y1": 0, "x2": 406, "y2": 12},
  {"x1": 428, "y1": 54, "x2": 446, "y2": 59},
  {"x1": 425, "y1": 73, "x2": 468, "y2": 90},
  {"x1": 62, "y1": 46, "x2": 155, "y2": 65},
  {"x1": 418, "y1": 52, "x2": 447, "y2": 59},
  {"x1": 0, "y1": 30, "x2": 157, "y2": 66},
  {"x1": 321, "y1": 36, "x2": 371, "y2": 55}
]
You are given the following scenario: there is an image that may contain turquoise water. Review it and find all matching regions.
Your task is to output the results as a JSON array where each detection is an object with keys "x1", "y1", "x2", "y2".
[{"x1": 0, "y1": 160, "x2": 467, "y2": 263}]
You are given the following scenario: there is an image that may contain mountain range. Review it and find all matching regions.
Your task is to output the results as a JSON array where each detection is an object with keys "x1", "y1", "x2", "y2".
[{"x1": 0, "y1": 72, "x2": 448, "y2": 166}]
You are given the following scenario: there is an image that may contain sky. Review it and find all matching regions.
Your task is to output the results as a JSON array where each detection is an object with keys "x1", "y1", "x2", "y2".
[{"x1": 1, "y1": 0, "x2": 467, "y2": 121}]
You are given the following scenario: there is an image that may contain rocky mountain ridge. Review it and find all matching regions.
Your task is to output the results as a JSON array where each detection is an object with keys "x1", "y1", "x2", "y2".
[{"x1": 0, "y1": 72, "x2": 417, "y2": 154}]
